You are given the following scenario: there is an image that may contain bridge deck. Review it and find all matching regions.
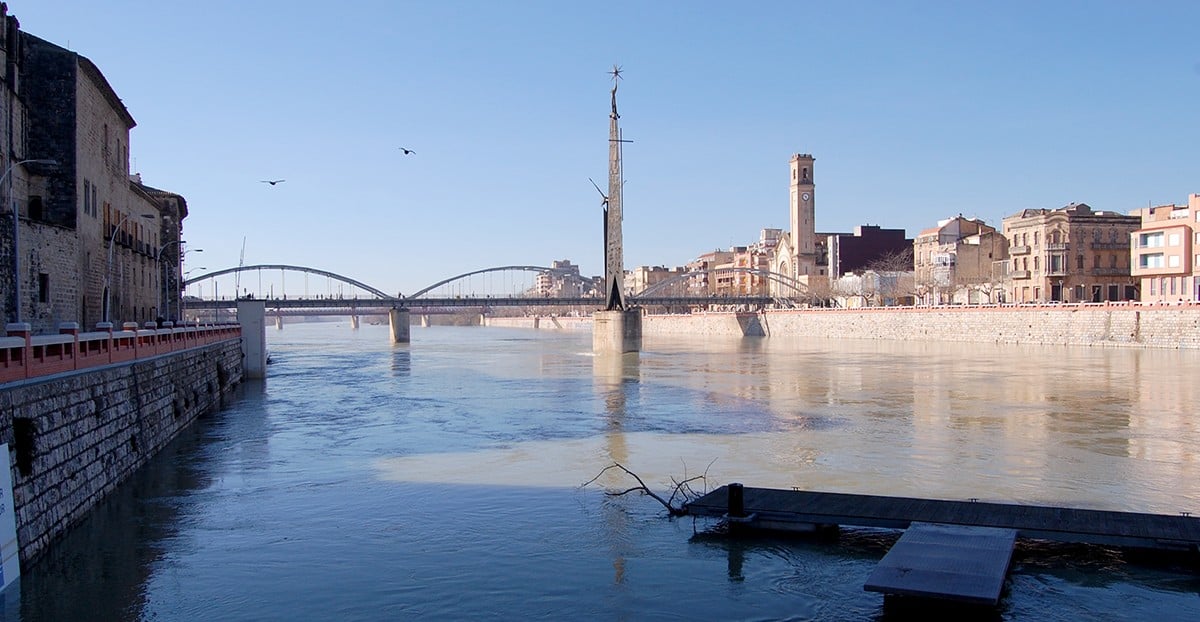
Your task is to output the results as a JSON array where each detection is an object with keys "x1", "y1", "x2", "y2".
[{"x1": 685, "y1": 486, "x2": 1200, "y2": 550}]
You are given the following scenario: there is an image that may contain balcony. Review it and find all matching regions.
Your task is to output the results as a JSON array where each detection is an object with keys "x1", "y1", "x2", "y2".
[
  {"x1": 1091, "y1": 242, "x2": 1128, "y2": 250},
  {"x1": 1009, "y1": 245, "x2": 1030, "y2": 255},
  {"x1": 1046, "y1": 243, "x2": 1069, "y2": 251},
  {"x1": 1092, "y1": 268, "x2": 1129, "y2": 275},
  {"x1": 1010, "y1": 270, "x2": 1031, "y2": 280},
  {"x1": 1046, "y1": 269, "x2": 1069, "y2": 277}
]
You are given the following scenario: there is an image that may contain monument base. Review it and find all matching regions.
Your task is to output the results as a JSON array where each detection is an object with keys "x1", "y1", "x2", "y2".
[{"x1": 593, "y1": 309, "x2": 642, "y2": 354}]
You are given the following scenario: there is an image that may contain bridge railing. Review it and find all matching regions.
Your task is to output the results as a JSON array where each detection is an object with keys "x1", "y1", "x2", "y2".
[{"x1": 0, "y1": 321, "x2": 242, "y2": 385}]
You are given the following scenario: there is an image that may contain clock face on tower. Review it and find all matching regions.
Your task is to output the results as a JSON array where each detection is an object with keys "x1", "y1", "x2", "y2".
[{"x1": 801, "y1": 192, "x2": 811, "y2": 202}]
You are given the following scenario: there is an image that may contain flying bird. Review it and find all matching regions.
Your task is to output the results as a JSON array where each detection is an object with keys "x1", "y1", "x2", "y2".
[
  {"x1": 260, "y1": 179, "x2": 286, "y2": 186},
  {"x1": 399, "y1": 147, "x2": 416, "y2": 155}
]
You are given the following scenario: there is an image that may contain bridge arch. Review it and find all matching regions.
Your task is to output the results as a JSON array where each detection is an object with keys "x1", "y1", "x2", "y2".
[
  {"x1": 632, "y1": 267, "x2": 811, "y2": 299},
  {"x1": 183, "y1": 264, "x2": 394, "y2": 299},
  {"x1": 407, "y1": 265, "x2": 574, "y2": 299}
]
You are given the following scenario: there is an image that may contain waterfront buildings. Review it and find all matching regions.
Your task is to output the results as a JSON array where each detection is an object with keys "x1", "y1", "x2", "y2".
[
  {"x1": 0, "y1": 15, "x2": 187, "y2": 333},
  {"x1": 1001, "y1": 202, "x2": 1139, "y2": 303},
  {"x1": 1130, "y1": 194, "x2": 1200, "y2": 303},
  {"x1": 914, "y1": 216, "x2": 1008, "y2": 305}
]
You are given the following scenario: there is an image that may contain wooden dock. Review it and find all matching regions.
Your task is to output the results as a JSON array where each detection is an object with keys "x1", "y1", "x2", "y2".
[
  {"x1": 686, "y1": 486, "x2": 1200, "y2": 551},
  {"x1": 864, "y1": 523, "x2": 1017, "y2": 605},
  {"x1": 687, "y1": 485, "x2": 1200, "y2": 605}
]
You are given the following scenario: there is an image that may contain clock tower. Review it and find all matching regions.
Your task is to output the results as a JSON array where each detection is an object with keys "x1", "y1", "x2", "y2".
[{"x1": 788, "y1": 153, "x2": 817, "y2": 277}]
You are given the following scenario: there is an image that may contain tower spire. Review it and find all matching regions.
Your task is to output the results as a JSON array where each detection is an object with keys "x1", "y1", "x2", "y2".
[{"x1": 603, "y1": 65, "x2": 627, "y2": 311}]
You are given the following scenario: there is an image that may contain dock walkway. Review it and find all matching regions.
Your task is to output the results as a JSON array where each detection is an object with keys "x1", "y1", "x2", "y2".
[{"x1": 685, "y1": 486, "x2": 1200, "y2": 551}]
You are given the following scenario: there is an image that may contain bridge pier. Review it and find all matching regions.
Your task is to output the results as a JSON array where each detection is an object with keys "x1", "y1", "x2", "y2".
[
  {"x1": 593, "y1": 309, "x2": 641, "y2": 354},
  {"x1": 237, "y1": 299, "x2": 268, "y2": 379},
  {"x1": 350, "y1": 315, "x2": 360, "y2": 330},
  {"x1": 533, "y1": 316, "x2": 540, "y2": 329},
  {"x1": 275, "y1": 315, "x2": 283, "y2": 330},
  {"x1": 389, "y1": 308, "x2": 410, "y2": 343},
  {"x1": 420, "y1": 315, "x2": 430, "y2": 328}
]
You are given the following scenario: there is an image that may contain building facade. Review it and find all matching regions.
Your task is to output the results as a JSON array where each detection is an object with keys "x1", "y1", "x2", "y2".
[
  {"x1": 1002, "y1": 202, "x2": 1139, "y2": 303},
  {"x1": 825, "y1": 225, "x2": 912, "y2": 279},
  {"x1": 16, "y1": 31, "x2": 186, "y2": 332},
  {"x1": 1130, "y1": 194, "x2": 1200, "y2": 303},
  {"x1": 914, "y1": 216, "x2": 1008, "y2": 305}
]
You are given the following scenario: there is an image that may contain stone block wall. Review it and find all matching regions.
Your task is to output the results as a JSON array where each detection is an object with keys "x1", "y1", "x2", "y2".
[
  {"x1": 0, "y1": 339, "x2": 243, "y2": 564},
  {"x1": 640, "y1": 304, "x2": 1200, "y2": 349}
]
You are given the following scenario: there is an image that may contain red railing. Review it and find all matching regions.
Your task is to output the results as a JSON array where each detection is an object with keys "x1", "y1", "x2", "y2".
[{"x1": 0, "y1": 321, "x2": 242, "y2": 385}]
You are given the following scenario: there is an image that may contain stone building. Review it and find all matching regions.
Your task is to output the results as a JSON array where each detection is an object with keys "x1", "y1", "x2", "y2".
[
  {"x1": 15, "y1": 31, "x2": 186, "y2": 332},
  {"x1": 0, "y1": 6, "x2": 53, "y2": 329},
  {"x1": 1002, "y1": 202, "x2": 1139, "y2": 303},
  {"x1": 914, "y1": 216, "x2": 1008, "y2": 305},
  {"x1": 1130, "y1": 194, "x2": 1200, "y2": 303}
]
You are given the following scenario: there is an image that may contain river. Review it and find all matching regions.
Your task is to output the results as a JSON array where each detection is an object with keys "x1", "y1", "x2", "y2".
[{"x1": 9, "y1": 323, "x2": 1200, "y2": 620}]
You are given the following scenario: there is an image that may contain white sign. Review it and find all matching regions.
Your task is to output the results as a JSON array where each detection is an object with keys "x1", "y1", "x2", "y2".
[{"x1": 0, "y1": 443, "x2": 19, "y2": 592}]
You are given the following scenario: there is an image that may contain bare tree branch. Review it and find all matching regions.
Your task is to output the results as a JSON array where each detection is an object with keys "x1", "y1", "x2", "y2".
[{"x1": 581, "y1": 461, "x2": 715, "y2": 517}]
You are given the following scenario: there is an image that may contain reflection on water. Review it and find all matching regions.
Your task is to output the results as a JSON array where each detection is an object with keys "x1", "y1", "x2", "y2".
[{"x1": 10, "y1": 324, "x2": 1200, "y2": 621}]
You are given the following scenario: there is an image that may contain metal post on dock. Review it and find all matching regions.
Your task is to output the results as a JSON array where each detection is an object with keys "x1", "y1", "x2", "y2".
[{"x1": 727, "y1": 483, "x2": 745, "y2": 518}]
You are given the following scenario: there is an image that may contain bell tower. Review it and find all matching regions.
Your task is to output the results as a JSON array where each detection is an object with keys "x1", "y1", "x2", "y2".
[{"x1": 789, "y1": 153, "x2": 817, "y2": 277}]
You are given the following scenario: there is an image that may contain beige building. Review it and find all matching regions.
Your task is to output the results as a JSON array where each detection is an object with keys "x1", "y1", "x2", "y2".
[
  {"x1": 1002, "y1": 202, "x2": 1139, "y2": 303},
  {"x1": 1130, "y1": 194, "x2": 1200, "y2": 303},
  {"x1": 914, "y1": 216, "x2": 1008, "y2": 305},
  {"x1": 11, "y1": 29, "x2": 186, "y2": 332}
]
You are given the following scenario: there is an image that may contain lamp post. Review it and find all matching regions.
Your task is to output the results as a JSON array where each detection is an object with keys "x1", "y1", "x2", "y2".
[
  {"x1": 4, "y1": 158, "x2": 58, "y2": 324},
  {"x1": 104, "y1": 212, "x2": 155, "y2": 325},
  {"x1": 155, "y1": 241, "x2": 201, "y2": 322}
]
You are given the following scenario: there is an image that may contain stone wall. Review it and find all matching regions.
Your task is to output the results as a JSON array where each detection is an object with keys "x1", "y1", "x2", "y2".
[
  {"x1": 0, "y1": 338, "x2": 243, "y2": 563},
  {"x1": 641, "y1": 304, "x2": 1200, "y2": 349}
]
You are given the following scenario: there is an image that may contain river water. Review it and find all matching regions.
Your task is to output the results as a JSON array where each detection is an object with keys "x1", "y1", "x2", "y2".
[{"x1": 8, "y1": 323, "x2": 1200, "y2": 620}]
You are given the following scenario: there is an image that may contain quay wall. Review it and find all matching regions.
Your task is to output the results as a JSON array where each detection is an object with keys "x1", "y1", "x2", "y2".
[
  {"x1": 484, "y1": 316, "x2": 592, "y2": 331},
  {"x1": 0, "y1": 339, "x2": 243, "y2": 564},
  {"x1": 487, "y1": 304, "x2": 1200, "y2": 349},
  {"x1": 643, "y1": 304, "x2": 1200, "y2": 348}
]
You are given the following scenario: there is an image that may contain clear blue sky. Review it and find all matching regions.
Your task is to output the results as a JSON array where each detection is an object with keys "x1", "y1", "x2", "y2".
[{"x1": 15, "y1": 1, "x2": 1200, "y2": 296}]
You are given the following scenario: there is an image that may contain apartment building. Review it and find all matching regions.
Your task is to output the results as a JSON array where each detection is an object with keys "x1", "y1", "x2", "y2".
[
  {"x1": 1130, "y1": 194, "x2": 1200, "y2": 303},
  {"x1": 914, "y1": 216, "x2": 1008, "y2": 305},
  {"x1": 1002, "y1": 202, "x2": 1139, "y2": 303}
]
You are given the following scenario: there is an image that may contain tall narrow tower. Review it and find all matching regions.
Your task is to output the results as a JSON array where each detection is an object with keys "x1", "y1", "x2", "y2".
[
  {"x1": 789, "y1": 153, "x2": 817, "y2": 277},
  {"x1": 603, "y1": 65, "x2": 627, "y2": 310}
]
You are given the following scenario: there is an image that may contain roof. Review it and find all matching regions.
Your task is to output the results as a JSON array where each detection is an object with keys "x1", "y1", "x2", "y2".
[{"x1": 23, "y1": 33, "x2": 136, "y2": 129}]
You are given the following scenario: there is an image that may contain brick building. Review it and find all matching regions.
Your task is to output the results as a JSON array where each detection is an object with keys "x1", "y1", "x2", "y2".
[
  {"x1": 1002, "y1": 202, "x2": 1139, "y2": 303},
  {"x1": 1130, "y1": 194, "x2": 1200, "y2": 303}
]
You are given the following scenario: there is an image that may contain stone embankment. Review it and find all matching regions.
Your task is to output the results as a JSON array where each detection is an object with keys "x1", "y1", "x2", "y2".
[
  {"x1": 485, "y1": 302, "x2": 1200, "y2": 349},
  {"x1": 1, "y1": 338, "x2": 243, "y2": 563}
]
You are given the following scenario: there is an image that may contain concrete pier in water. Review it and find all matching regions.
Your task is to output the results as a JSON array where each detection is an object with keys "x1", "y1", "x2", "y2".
[{"x1": 592, "y1": 309, "x2": 641, "y2": 354}]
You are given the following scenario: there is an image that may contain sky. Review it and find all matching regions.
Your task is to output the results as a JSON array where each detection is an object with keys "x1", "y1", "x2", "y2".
[{"x1": 13, "y1": 1, "x2": 1200, "y2": 297}]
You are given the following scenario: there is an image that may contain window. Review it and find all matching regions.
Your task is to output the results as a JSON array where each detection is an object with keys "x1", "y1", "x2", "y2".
[
  {"x1": 1140, "y1": 232, "x2": 1164, "y2": 248},
  {"x1": 1077, "y1": 255, "x2": 1084, "y2": 269},
  {"x1": 1109, "y1": 285, "x2": 1119, "y2": 301},
  {"x1": 1170, "y1": 277, "x2": 1177, "y2": 296},
  {"x1": 83, "y1": 180, "x2": 90, "y2": 215},
  {"x1": 1169, "y1": 255, "x2": 1181, "y2": 268},
  {"x1": 1150, "y1": 278, "x2": 1157, "y2": 295},
  {"x1": 1034, "y1": 231, "x2": 1040, "y2": 246},
  {"x1": 1050, "y1": 255, "x2": 1064, "y2": 272},
  {"x1": 37, "y1": 273, "x2": 48, "y2": 303},
  {"x1": 1125, "y1": 285, "x2": 1137, "y2": 301},
  {"x1": 28, "y1": 196, "x2": 43, "y2": 221},
  {"x1": 1093, "y1": 255, "x2": 1100, "y2": 268},
  {"x1": 1033, "y1": 256, "x2": 1039, "y2": 271},
  {"x1": 1110, "y1": 255, "x2": 1117, "y2": 268},
  {"x1": 1140, "y1": 253, "x2": 1164, "y2": 268},
  {"x1": 1169, "y1": 233, "x2": 1181, "y2": 247}
]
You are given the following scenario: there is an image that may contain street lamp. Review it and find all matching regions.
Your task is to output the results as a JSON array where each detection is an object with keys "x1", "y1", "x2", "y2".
[
  {"x1": 104, "y1": 212, "x2": 155, "y2": 325},
  {"x1": 4, "y1": 158, "x2": 59, "y2": 324},
  {"x1": 155, "y1": 241, "x2": 201, "y2": 322}
]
